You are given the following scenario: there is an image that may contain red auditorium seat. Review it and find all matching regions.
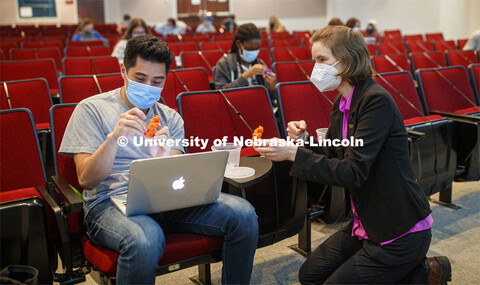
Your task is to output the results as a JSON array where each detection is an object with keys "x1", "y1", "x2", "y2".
[
  {"x1": 378, "y1": 42, "x2": 408, "y2": 55},
  {"x1": 168, "y1": 42, "x2": 198, "y2": 55},
  {"x1": 446, "y1": 50, "x2": 479, "y2": 70},
  {"x1": 273, "y1": 60, "x2": 315, "y2": 83},
  {"x1": 404, "y1": 34, "x2": 424, "y2": 42},
  {"x1": 271, "y1": 38, "x2": 302, "y2": 48},
  {"x1": 406, "y1": 41, "x2": 434, "y2": 53},
  {"x1": 383, "y1": 29, "x2": 403, "y2": 42},
  {"x1": 201, "y1": 41, "x2": 231, "y2": 53},
  {"x1": 22, "y1": 40, "x2": 64, "y2": 55},
  {"x1": 272, "y1": 46, "x2": 310, "y2": 62},
  {"x1": 177, "y1": 85, "x2": 279, "y2": 154},
  {"x1": 425, "y1": 33, "x2": 444, "y2": 41},
  {"x1": 10, "y1": 47, "x2": 63, "y2": 73},
  {"x1": 62, "y1": 56, "x2": 120, "y2": 75},
  {"x1": 416, "y1": 66, "x2": 480, "y2": 181},
  {"x1": 0, "y1": 50, "x2": 4, "y2": 60},
  {"x1": 0, "y1": 108, "x2": 59, "y2": 284},
  {"x1": 366, "y1": 44, "x2": 378, "y2": 56},
  {"x1": 258, "y1": 48, "x2": 272, "y2": 69},
  {"x1": 65, "y1": 46, "x2": 110, "y2": 57},
  {"x1": 161, "y1": 67, "x2": 210, "y2": 109},
  {"x1": 433, "y1": 40, "x2": 457, "y2": 52},
  {"x1": 410, "y1": 51, "x2": 446, "y2": 71},
  {"x1": 1, "y1": 78, "x2": 52, "y2": 130},
  {"x1": 372, "y1": 54, "x2": 411, "y2": 75},
  {"x1": 469, "y1": 64, "x2": 480, "y2": 98},
  {"x1": 276, "y1": 81, "x2": 336, "y2": 136},
  {"x1": 67, "y1": 40, "x2": 104, "y2": 47},
  {"x1": 49, "y1": 103, "x2": 223, "y2": 284},
  {"x1": 0, "y1": 59, "x2": 58, "y2": 94},
  {"x1": 59, "y1": 73, "x2": 123, "y2": 103},
  {"x1": 374, "y1": 71, "x2": 456, "y2": 198},
  {"x1": 457, "y1": 39, "x2": 468, "y2": 50},
  {"x1": 180, "y1": 50, "x2": 224, "y2": 81}
]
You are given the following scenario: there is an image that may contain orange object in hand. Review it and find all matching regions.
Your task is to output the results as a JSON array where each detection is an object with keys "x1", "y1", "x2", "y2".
[
  {"x1": 145, "y1": 115, "x2": 161, "y2": 137},
  {"x1": 252, "y1": 125, "x2": 264, "y2": 139}
]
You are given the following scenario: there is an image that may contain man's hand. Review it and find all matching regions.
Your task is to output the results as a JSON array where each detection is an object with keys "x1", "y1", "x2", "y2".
[
  {"x1": 254, "y1": 138, "x2": 298, "y2": 162},
  {"x1": 147, "y1": 126, "x2": 172, "y2": 157},
  {"x1": 111, "y1": 108, "x2": 148, "y2": 141},
  {"x1": 287, "y1": 120, "x2": 308, "y2": 141}
]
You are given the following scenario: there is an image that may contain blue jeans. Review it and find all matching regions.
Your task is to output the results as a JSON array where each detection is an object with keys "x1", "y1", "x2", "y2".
[{"x1": 85, "y1": 193, "x2": 259, "y2": 284}]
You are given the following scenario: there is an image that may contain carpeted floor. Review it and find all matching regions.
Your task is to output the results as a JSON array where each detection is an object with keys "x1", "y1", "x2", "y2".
[{"x1": 77, "y1": 181, "x2": 479, "y2": 284}]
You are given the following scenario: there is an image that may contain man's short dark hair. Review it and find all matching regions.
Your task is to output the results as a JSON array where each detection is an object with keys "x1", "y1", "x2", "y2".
[{"x1": 124, "y1": 35, "x2": 173, "y2": 73}]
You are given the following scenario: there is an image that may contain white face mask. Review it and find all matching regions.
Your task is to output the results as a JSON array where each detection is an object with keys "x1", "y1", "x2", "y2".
[
  {"x1": 310, "y1": 61, "x2": 341, "y2": 92},
  {"x1": 352, "y1": 27, "x2": 361, "y2": 32}
]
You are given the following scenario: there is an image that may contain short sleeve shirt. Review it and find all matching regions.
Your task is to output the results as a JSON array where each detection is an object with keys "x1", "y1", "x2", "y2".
[{"x1": 59, "y1": 87, "x2": 185, "y2": 214}]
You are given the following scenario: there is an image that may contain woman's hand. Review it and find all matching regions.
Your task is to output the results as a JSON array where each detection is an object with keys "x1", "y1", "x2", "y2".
[
  {"x1": 242, "y1": 64, "x2": 268, "y2": 78},
  {"x1": 263, "y1": 71, "x2": 276, "y2": 91},
  {"x1": 286, "y1": 120, "x2": 308, "y2": 141},
  {"x1": 254, "y1": 138, "x2": 298, "y2": 162}
]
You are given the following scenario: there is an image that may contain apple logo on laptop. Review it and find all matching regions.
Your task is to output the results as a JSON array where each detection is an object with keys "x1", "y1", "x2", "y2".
[{"x1": 172, "y1": 177, "x2": 185, "y2": 190}]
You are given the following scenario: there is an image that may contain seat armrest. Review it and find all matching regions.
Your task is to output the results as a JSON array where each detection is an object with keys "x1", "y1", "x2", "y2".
[
  {"x1": 51, "y1": 175, "x2": 84, "y2": 213},
  {"x1": 430, "y1": 110, "x2": 480, "y2": 123},
  {"x1": 407, "y1": 129, "x2": 425, "y2": 143}
]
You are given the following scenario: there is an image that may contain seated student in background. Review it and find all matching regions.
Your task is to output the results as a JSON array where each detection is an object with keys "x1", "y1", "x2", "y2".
[
  {"x1": 362, "y1": 19, "x2": 382, "y2": 41},
  {"x1": 254, "y1": 25, "x2": 451, "y2": 285},
  {"x1": 345, "y1": 17, "x2": 361, "y2": 32},
  {"x1": 268, "y1": 16, "x2": 286, "y2": 33},
  {"x1": 214, "y1": 23, "x2": 276, "y2": 97},
  {"x1": 116, "y1": 14, "x2": 131, "y2": 36},
  {"x1": 463, "y1": 29, "x2": 480, "y2": 51},
  {"x1": 112, "y1": 18, "x2": 149, "y2": 64},
  {"x1": 59, "y1": 35, "x2": 259, "y2": 285},
  {"x1": 72, "y1": 18, "x2": 108, "y2": 46},
  {"x1": 154, "y1": 18, "x2": 188, "y2": 38},
  {"x1": 196, "y1": 16, "x2": 217, "y2": 33}
]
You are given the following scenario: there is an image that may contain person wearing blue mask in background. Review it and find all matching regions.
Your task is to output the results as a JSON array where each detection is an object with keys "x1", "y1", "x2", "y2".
[
  {"x1": 214, "y1": 23, "x2": 276, "y2": 98},
  {"x1": 195, "y1": 15, "x2": 217, "y2": 33},
  {"x1": 154, "y1": 18, "x2": 188, "y2": 38},
  {"x1": 59, "y1": 35, "x2": 259, "y2": 285}
]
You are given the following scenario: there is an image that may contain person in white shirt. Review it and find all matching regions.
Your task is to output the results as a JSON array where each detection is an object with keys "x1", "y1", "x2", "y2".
[
  {"x1": 196, "y1": 16, "x2": 217, "y2": 33},
  {"x1": 154, "y1": 18, "x2": 188, "y2": 38}
]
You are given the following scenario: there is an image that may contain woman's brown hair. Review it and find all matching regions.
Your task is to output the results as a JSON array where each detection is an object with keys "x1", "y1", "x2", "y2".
[
  {"x1": 122, "y1": 18, "x2": 150, "y2": 40},
  {"x1": 75, "y1": 18, "x2": 93, "y2": 34},
  {"x1": 310, "y1": 25, "x2": 373, "y2": 85}
]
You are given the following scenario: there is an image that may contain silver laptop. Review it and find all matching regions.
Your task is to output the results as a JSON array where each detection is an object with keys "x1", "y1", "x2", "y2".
[{"x1": 111, "y1": 151, "x2": 228, "y2": 216}]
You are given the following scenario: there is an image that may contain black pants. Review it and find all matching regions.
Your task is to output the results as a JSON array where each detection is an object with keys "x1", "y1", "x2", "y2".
[{"x1": 299, "y1": 222, "x2": 431, "y2": 284}]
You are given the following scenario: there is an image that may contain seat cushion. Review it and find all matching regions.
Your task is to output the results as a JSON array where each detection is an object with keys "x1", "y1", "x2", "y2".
[
  {"x1": 0, "y1": 187, "x2": 41, "y2": 202},
  {"x1": 35, "y1": 122, "x2": 50, "y2": 131},
  {"x1": 403, "y1": 115, "x2": 444, "y2": 126},
  {"x1": 454, "y1": 106, "x2": 480, "y2": 115},
  {"x1": 82, "y1": 233, "x2": 222, "y2": 277}
]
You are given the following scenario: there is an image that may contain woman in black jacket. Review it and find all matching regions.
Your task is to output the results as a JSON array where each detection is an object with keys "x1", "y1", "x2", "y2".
[{"x1": 254, "y1": 25, "x2": 451, "y2": 284}]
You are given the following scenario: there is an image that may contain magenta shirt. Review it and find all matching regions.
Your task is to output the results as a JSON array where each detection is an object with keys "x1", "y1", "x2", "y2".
[{"x1": 339, "y1": 86, "x2": 432, "y2": 245}]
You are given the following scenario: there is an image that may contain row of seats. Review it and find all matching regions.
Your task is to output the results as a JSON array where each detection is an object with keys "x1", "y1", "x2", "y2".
[
  {"x1": 273, "y1": 55, "x2": 479, "y2": 84},
  {"x1": 367, "y1": 39, "x2": 468, "y2": 56},
  {"x1": 0, "y1": 83, "x2": 308, "y2": 282}
]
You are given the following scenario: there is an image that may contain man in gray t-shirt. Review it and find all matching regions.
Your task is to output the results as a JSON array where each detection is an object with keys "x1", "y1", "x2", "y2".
[
  {"x1": 59, "y1": 87, "x2": 185, "y2": 214},
  {"x1": 59, "y1": 35, "x2": 258, "y2": 284}
]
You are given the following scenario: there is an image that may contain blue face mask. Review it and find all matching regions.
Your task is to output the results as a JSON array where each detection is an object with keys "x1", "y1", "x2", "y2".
[
  {"x1": 125, "y1": 78, "x2": 163, "y2": 109},
  {"x1": 240, "y1": 45, "x2": 260, "y2": 63}
]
